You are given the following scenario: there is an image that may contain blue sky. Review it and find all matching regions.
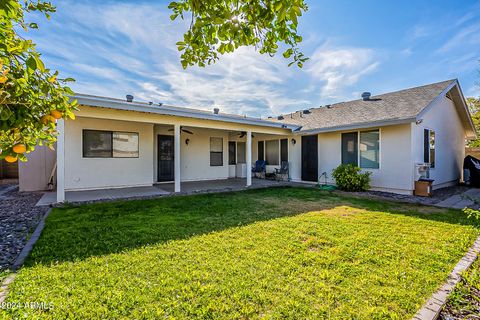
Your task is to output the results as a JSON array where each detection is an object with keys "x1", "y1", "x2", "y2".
[{"x1": 25, "y1": 0, "x2": 480, "y2": 117}]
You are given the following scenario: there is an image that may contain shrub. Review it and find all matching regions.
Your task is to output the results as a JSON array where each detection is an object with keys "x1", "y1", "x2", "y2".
[{"x1": 332, "y1": 164, "x2": 372, "y2": 192}]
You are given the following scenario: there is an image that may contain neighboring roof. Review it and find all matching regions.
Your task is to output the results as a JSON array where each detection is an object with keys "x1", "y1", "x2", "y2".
[
  {"x1": 269, "y1": 79, "x2": 476, "y2": 138},
  {"x1": 73, "y1": 94, "x2": 300, "y2": 131}
]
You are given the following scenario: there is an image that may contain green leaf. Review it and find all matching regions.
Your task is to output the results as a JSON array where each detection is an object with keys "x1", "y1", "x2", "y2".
[
  {"x1": 26, "y1": 56, "x2": 37, "y2": 72},
  {"x1": 34, "y1": 55, "x2": 45, "y2": 72}
]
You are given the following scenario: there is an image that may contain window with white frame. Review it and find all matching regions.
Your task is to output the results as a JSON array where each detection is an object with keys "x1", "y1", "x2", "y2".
[
  {"x1": 265, "y1": 140, "x2": 279, "y2": 165},
  {"x1": 359, "y1": 130, "x2": 380, "y2": 169},
  {"x1": 341, "y1": 129, "x2": 380, "y2": 169},
  {"x1": 210, "y1": 137, "x2": 223, "y2": 166},
  {"x1": 424, "y1": 129, "x2": 435, "y2": 168},
  {"x1": 237, "y1": 142, "x2": 246, "y2": 163}
]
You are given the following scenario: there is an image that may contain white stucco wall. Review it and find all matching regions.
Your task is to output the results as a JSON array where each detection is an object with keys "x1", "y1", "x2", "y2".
[
  {"x1": 154, "y1": 126, "x2": 230, "y2": 182},
  {"x1": 65, "y1": 117, "x2": 154, "y2": 191},
  {"x1": 412, "y1": 95, "x2": 466, "y2": 189},
  {"x1": 316, "y1": 124, "x2": 414, "y2": 194},
  {"x1": 19, "y1": 145, "x2": 56, "y2": 191}
]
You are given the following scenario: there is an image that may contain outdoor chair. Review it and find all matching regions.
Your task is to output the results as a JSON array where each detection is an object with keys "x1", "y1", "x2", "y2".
[
  {"x1": 252, "y1": 160, "x2": 267, "y2": 179},
  {"x1": 274, "y1": 161, "x2": 289, "y2": 181}
]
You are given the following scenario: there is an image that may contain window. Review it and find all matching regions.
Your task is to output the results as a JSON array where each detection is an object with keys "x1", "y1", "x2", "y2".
[
  {"x1": 280, "y1": 139, "x2": 288, "y2": 162},
  {"x1": 258, "y1": 141, "x2": 264, "y2": 161},
  {"x1": 424, "y1": 129, "x2": 435, "y2": 168},
  {"x1": 237, "y1": 142, "x2": 246, "y2": 163},
  {"x1": 113, "y1": 132, "x2": 139, "y2": 158},
  {"x1": 210, "y1": 137, "x2": 223, "y2": 166},
  {"x1": 228, "y1": 141, "x2": 236, "y2": 165},
  {"x1": 342, "y1": 130, "x2": 380, "y2": 168},
  {"x1": 341, "y1": 132, "x2": 358, "y2": 166},
  {"x1": 265, "y1": 140, "x2": 279, "y2": 165},
  {"x1": 360, "y1": 130, "x2": 379, "y2": 169},
  {"x1": 83, "y1": 130, "x2": 138, "y2": 158}
]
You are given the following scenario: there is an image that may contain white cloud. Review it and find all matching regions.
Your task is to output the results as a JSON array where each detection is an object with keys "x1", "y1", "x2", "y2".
[
  {"x1": 306, "y1": 46, "x2": 380, "y2": 99},
  {"x1": 24, "y1": 1, "x2": 383, "y2": 117},
  {"x1": 437, "y1": 23, "x2": 480, "y2": 53}
]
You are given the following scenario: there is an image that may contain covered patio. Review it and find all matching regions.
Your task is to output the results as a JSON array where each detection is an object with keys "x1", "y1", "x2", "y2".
[
  {"x1": 48, "y1": 95, "x2": 299, "y2": 204},
  {"x1": 37, "y1": 178, "x2": 307, "y2": 206}
]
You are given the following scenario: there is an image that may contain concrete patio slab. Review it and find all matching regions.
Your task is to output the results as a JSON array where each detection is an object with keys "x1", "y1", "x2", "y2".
[
  {"x1": 36, "y1": 186, "x2": 170, "y2": 206},
  {"x1": 36, "y1": 178, "x2": 307, "y2": 206},
  {"x1": 157, "y1": 178, "x2": 298, "y2": 194},
  {"x1": 435, "y1": 188, "x2": 480, "y2": 209}
]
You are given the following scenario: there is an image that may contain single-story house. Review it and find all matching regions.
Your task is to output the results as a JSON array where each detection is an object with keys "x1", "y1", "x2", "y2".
[{"x1": 19, "y1": 79, "x2": 476, "y2": 201}]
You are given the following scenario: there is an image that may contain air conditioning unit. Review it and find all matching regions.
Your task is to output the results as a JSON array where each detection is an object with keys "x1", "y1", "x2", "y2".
[{"x1": 414, "y1": 163, "x2": 430, "y2": 181}]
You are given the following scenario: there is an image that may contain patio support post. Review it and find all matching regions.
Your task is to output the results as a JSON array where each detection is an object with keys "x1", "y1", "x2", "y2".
[
  {"x1": 174, "y1": 124, "x2": 181, "y2": 192},
  {"x1": 56, "y1": 119, "x2": 65, "y2": 203},
  {"x1": 246, "y1": 131, "x2": 252, "y2": 187}
]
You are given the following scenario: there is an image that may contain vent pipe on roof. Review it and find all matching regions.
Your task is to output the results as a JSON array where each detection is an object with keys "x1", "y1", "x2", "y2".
[
  {"x1": 213, "y1": 107, "x2": 220, "y2": 114},
  {"x1": 126, "y1": 94, "x2": 134, "y2": 102},
  {"x1": 361, "y1": 92, "x2": 371, "y2": 101}
]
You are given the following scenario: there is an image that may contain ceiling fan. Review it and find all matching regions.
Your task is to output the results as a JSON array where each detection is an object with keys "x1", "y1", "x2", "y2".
[
  {"x1": 238, "y1": 131, "x2": 254, "y2": 138},
  {"x1": 167, "y1": 127, "x2": 194, "y2": 135}
]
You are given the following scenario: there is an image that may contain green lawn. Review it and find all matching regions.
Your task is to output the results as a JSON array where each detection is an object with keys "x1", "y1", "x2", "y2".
[{"x1": 1, "y1": 187, "x2": 478, "y2": 319}]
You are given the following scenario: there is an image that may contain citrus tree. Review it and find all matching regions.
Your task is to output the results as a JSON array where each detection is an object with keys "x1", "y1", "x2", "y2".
[
  {"x1": 1, "y1": 0, "x2": 308, "y2": 163},
  {"x1": 169, "y1": 0, "x2": 309, "y2": 68},
  {"x1": 0, "y1": 0, "x2": 76, "y2": 163}
]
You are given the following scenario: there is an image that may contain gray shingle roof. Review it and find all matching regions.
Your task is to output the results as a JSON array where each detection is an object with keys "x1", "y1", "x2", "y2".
[{"x1": 271, "y1": 79, "x2": 456, "y2": 132}]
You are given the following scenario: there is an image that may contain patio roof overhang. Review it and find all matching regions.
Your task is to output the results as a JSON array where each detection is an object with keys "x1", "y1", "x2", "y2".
[{"x1": 72, "y1": 94, "x2": 300, "y2": 134}]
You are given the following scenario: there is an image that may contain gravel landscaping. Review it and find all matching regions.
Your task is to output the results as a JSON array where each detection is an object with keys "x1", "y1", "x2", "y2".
[
  {"x1": 343, "y1": 185, "x2": 473, "y2": 207},
  {"x1": 439, "y1": 257, "x2": 480, "y2": 319},
  {"x1": 0, "y1": 184, "x2": 48, "y2": 272}
]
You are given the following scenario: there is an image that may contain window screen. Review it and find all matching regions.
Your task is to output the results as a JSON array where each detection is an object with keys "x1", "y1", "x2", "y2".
[
  {"x1": 341, "y1": 132, "x2": 358, "y2": 166},
  {"x1": 423, "y1": 129, "x2": 436, "y2": 168},
  {"x1": 359, "y1": 130, "x2": 379, "y2": 169},
  {"x1": 265, "y1": 140, "x2": 279, "y2": 165},
  {"x1": 228, "y1": 141, "x2": 236, "y2": 165},
  {"x1": 113, "y1": 132, "x2": 139, "y2": 158},
  {"x1": 280, "y1": 139, "x2": 288, "y2": 162},
  {"x1": 237, "y1": 142, "x2": 246, "y2": 163},
  {"x1": 429, "y1": 130, "x2": 435, "y2": 168},
  {"x1": 210, "y1": 137, "x2": 223, "y2": 166},
  {"x1": 83, "y1": 130, "x2": 112, "y2": 158},
  {"x1": 424, "y1": 129, "x2": 429, "y2": 164},
  {"x1": 258, "y1": 141, "x2": 264, "y2": 161}
]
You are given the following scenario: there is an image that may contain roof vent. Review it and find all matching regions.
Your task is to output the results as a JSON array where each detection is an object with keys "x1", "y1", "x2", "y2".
[
  {"x1": 325, "y1": 104, "x2": 332, "y2": 108},
  {"x1": 277, "y1": 115, "x2": 284, "y2": 120},
  {"x1": 126, "y1": 94, "x2": 134, "y2": 102},
  {"x1": 213, "y1": 107, "x2": 220, "y2": 114},
  {"x1": 361, "y1": 92, "x2": 371, "y2": 101},
  {"x1": 303, "y1": 109, "x2": 311, "y2": 114}
]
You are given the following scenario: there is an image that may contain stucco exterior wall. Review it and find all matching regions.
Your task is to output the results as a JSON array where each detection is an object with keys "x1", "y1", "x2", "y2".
[
  {"x1": 316, "y1": 124, "x2": 414, "y2": 194},
  {"x1": 64, "y1": 117, "x2": 154, "y2": 191},
  {"x1": 154, "y1": 126, "x2": 230, "y2": 182},
  {"x1": 18, "y1": 145, "x2": 55, "y2": 191},
  {"x1": 412, "y1": 95, "x2": 466, "y2": 188}
]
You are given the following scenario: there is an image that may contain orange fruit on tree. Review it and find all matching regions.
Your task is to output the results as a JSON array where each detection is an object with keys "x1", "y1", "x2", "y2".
[
  {"x1": 4, "y1": 155, "x2": 17, "y2": 163},
  {"x1": 41, "y1": 115, "x2": 55, "y2": 125},
  {"x1": 12, "y1": 143, "x2": 26, "y2": 154},
  {"x1": 50, "y1": 110, "x2": 62, "y2": 119}
]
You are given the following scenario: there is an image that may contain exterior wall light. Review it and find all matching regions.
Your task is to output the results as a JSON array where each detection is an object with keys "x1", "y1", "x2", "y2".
[
  {"x1": 291, "y1": 138, "x2": 296, "y2": 145},
  {"x1": 185, "y1": 138, "x2": 190, "y2": 145}
]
